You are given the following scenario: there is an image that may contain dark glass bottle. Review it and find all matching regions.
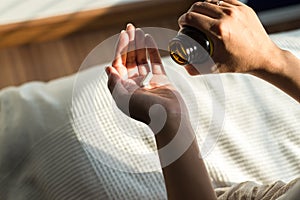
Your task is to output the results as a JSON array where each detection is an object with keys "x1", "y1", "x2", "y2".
[{"x1": 169, "y1": 26, "x2": 213, "y2": 65}]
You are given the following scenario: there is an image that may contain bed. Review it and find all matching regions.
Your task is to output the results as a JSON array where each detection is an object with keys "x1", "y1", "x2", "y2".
[{"x1": 0, "y1": 28, "x2": 299, "y2": 199}]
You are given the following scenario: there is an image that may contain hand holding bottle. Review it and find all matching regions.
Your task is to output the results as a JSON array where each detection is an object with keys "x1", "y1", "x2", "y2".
[
  {"x1": 178, "y1": 0, "x2": 300, "y2": 102},
  {"x1": 178, "y1": 0, "x2": 281, "y2": 74}
]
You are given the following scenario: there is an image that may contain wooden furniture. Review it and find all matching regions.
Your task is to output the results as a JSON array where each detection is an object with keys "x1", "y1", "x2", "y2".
[
  {"x1": 0, "y1": 0, "x2": 194, "y2": 89},
  {"x1": 1, "y1": 0, "x2": 299, "y2": 89}
]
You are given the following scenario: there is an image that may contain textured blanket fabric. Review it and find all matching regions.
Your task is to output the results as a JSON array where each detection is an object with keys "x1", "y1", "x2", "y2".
[
  {"x1": 216, "y1": 178, "x2": 300, "y2": 200},
  {"x1": 0, "y1": 29, "x2": 299, "y2": 199}
]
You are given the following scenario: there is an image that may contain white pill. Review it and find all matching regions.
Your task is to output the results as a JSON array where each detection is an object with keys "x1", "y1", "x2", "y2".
[{"x1": 140, "y1": 72, "x2": 153, "y2": 87}]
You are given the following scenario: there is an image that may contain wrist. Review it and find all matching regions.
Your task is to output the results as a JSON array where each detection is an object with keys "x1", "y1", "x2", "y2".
[
  {"x1": 263, "y1": 45, "x2": 300, "y2": 79},
  {"x1": 261, "y1": 43, "x2": 286, "y2": 74},
  {"x1": 151, "y1": 113, "x2": 194, "y2": 148},
  {"x1": 250, "y1": 47, "x2": 300, "y2": 102},
  {"x1": 159, "y1": 113, "x2": 192, "y2": 133},
  {"x1": 271, "y1": 48, "x2": 300, "y2": 92},
  {"x1": 279, "y1": 50, "x2": 300, "y2": 83}
]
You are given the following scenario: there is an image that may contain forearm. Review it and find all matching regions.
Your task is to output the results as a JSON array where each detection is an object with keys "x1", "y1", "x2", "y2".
[
  {"x1": 280, "y1": 50, "x2": 300, "y2": 101},
  {"x1": 152, "y1": 115, "x2": 217, "y2": 200}
]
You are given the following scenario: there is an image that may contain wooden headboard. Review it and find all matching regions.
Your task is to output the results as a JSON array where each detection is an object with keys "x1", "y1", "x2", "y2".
[{"x1": 0, "y1": 0, "x2": 194, "y2": 88}]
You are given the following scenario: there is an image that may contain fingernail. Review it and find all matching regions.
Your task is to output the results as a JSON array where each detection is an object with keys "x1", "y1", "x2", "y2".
[
  {"x1": 144, "y1": 34, "x2": 151, "y2": 39},
  {"x1": 211, "y1": 65, "x2": 217, "y2": 72},
  {"x1": 121, "y1": 30, "x2": 126, "y2": 34},
  {"x1": 127, "y1": 23, "x2": 133, "y2": 28},
  {"x1": 136, "y1": 28, "x2": 143, "y2": 33},
  {"x1": 178, "y1": 14, "x2": 186, "y2": 25},
  {"x1": 105, "y1": 67, "x2": 110, "y2": 75}
]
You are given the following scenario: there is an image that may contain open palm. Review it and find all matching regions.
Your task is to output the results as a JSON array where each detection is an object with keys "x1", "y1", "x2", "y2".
[{"x1": 106, "y1": 24, "x2": 188, "y2": 126}]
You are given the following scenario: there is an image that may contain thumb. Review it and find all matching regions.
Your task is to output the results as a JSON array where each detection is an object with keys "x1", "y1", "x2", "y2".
[{"x1": 106, "y1": 66, "x2": 127, "y2": 95}]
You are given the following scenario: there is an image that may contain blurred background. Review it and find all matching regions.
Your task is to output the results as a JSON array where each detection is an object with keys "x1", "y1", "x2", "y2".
[{"x1": 0, "y1": 0, "x2": 299, "y2": 89}]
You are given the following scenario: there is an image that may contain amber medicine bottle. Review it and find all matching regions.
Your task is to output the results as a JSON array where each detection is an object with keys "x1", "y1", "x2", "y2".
[{"x1": 169, "y1": 26, "x2": 213, "y2": 65}]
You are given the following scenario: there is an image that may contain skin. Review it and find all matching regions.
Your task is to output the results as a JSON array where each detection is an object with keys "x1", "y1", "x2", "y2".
[
  {"x1": 107, "y1": 0, "x2": 300, "y2": 199},
  {"x1": 179, "y1": 0, "x2": 300, "y2": 102},
  {"x1": 106, "y1": 24, "x2": 216, "y2": 200}
]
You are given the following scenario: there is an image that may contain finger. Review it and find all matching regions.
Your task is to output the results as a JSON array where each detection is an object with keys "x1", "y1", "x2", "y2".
[
  {"x1": 205, "y1": 0, "x2": 233, "y2": 7},
  {"x1": 189, "y1": 1, "x2": 224, "y2": 18},
  {"x1": 178, "y1": 12, "x2": 216, "y2": 33},
  {"x1": 145, "y1": 34, "x2": 166, "y2": 75},
  {"x1": 112, "y1": 30, "x2": 129, "y2": 79},
  {"x1": 221, "y1": 0, "x2": 243, "y2": 6},
  {"x1": 184, "y1": 64, "x2": 201, "y2": 76},
  {"x1": 106, "y1": 66, "x2": 127, "y2": 95},
  {"x1": 135, "y1": 28, "x2": 149, "y2": 76},
  {"x1": 126, "y1": 23, "x2": 138, "y2": 78}
]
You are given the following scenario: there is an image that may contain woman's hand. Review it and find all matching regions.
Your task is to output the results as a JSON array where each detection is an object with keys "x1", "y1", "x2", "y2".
[
  {"x1": 178, "y1": 0, "x2": 282, "y2": 74},
  {"x1": 107, "y1": 24, "x2": 217, "y2": 200},
  {"x1": 106, "y1": 24, "x2": 189, "y2": 128}
]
